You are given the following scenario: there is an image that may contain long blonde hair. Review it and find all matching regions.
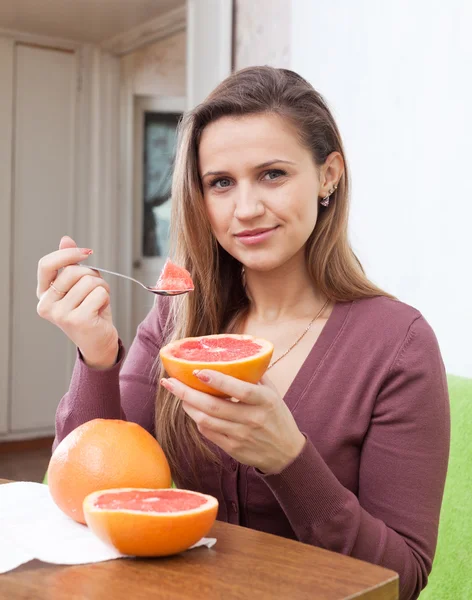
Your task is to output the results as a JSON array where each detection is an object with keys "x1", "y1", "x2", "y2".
[{"x1": 155, "y1": 66, "x2": 392, "y2": 483}]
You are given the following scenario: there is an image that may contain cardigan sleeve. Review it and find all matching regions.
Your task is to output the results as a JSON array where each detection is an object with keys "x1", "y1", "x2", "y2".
[
  {"x1": 258, "y1": 316, "x2": 450, "y2": 600},
  {"x1": 53, "y1": 297, "x2": 170, "y2": 451}
]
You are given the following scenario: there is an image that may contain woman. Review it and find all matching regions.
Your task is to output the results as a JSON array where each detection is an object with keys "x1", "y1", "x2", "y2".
[{"x1": 37, "y1": 67, "x2": 449, "y2": 600}]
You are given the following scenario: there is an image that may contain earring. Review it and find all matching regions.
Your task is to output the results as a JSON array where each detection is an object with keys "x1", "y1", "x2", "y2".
[
  {"x1": 320, "y1": 183, "x2": 337, "y2": 207},
  {"x1": 320, "y1": 194, "x2": 330, "y2": 207}
]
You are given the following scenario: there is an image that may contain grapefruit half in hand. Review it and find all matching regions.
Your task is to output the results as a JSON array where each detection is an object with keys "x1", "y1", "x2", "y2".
[
  {"x1": 160, "y1": 334, "x2": 274, "y2": 397},
  {"x1": 83, "y1": 488, "x2": 218, "y2": 556}
]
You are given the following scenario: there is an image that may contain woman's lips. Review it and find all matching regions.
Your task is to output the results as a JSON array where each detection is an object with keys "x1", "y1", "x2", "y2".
[{"x1": 234, "y1": 226, "x2": 279, "y2": 245}]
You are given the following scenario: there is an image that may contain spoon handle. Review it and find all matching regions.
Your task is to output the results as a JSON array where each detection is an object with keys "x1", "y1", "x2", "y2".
[{"x1": 87, "y1": 265, "x2": 150, "y2": 291}]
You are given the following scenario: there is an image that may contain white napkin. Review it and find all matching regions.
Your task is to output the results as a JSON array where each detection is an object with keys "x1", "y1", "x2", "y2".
[{"x1": 0, "y1": 482, "x2": 216, "y2": 574}]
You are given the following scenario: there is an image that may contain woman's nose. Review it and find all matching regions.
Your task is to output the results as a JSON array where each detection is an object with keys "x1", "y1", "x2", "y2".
[{"x1": 233, "y1": 184, "x2": 265, "y2": 220}]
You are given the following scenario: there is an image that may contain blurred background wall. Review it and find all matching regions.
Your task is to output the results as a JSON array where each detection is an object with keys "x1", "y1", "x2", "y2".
[
  {"x1": 235, "y1": 0, "x2": 471, "y2": 378},
  {"x1": 291, "y1": 0, "x2": 471, "y2": 378}
]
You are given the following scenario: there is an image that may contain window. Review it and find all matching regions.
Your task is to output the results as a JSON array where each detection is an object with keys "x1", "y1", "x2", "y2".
[{"x1": 142, "y1": 111, "x2": 181, "y2": 257}]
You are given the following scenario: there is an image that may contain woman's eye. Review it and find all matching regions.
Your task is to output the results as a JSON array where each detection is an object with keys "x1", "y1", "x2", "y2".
[
  {"x1": 263, "y1": 169, "x2": 286, "y2": 181},
  {"x1": 211, "y1": 178, "x2": 232, "y2": 189}
]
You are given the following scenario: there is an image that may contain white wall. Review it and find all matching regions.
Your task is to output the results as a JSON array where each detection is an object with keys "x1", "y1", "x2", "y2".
[
  {"x1": 291, "y1": 0, "x2": 472, "y2": 378},
  {"x1": 187, "y1": 0, "x2": 232, "y2": 107},
  {"x1": 121, "y1": 31, "x2": 186, "y2": 97},
  {"x1": 234, "y1": 0, "x2": 291, "y2": 70}
]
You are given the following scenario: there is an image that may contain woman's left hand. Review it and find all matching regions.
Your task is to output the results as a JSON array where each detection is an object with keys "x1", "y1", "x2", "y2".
[{"x1": 160, "y1": 371, "x2": 306, "y2": 474}]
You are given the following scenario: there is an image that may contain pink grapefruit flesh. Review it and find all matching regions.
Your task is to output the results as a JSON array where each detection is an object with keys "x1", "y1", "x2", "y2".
[
  {"x1": 171, "y1": 337, "x2": 264, "y2": 361},
  {"x1": 160, "y1": 334, "x2": 274, "y2": 396},
  {"x1": 155, "y1": 259, "x2": 194, "y2": 291},
  {"x1": 94, "y1": 489, "x2": 208, "y2": 512}
]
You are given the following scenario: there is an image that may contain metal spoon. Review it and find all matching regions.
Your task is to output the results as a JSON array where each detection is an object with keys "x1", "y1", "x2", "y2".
[{"x1": 87, "y1": 266, "x2": 192, "y2": 296}]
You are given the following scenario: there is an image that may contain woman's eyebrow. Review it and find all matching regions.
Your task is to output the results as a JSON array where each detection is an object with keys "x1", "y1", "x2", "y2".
[
  {"x1": 255, "y1": 159, "x2": 296, "y2": 169},
  {"x1": 202, "y1": 159, "x2": 295, "y2": 179}
]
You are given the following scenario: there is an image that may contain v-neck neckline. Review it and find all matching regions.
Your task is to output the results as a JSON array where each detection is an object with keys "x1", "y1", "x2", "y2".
[{"x1": 282, "y1": 300, "x2": 353, "y2": 410}]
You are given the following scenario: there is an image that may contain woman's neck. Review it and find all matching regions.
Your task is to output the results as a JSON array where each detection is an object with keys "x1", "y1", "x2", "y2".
[{"x1": 244, "y1": 252, "x2": 326, "y2": 324}]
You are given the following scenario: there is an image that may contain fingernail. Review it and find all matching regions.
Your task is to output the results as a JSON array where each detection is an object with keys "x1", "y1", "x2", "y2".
[
  {"x1": 193, "y1": 370, "x2": 210, "y2": 383},
  {"x1": 79, "y1": 248, "x2": 93, "y2": 256},
  {"x1": 160, "y1": 378, "x2": 174, "y2": 392}
]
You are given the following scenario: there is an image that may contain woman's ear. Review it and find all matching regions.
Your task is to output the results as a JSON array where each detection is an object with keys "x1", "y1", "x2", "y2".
[{"x1": 319, "y1": 152, "x2": 344, "y2": 198}]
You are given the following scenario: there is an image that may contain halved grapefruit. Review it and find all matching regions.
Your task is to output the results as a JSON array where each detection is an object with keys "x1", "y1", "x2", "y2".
[
  {"x1": 83, "y1": 488, "x2": 218, "y2": 557},
  {"x1": 155, "y1": 258, "x2": 194, "y2": 291},
  {"x1": 160, "y1": 334, "x2": 274, "y2": 397}
]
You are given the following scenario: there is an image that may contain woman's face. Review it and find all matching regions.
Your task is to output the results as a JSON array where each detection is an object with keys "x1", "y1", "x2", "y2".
[{"x1": 199, "y1": 113, "x2": 323, "y2": 273}]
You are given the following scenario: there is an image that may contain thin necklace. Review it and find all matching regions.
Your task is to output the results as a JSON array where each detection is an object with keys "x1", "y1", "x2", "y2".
[{"x1": 267, "y1": 299, "x2": 330, "y2": 370}]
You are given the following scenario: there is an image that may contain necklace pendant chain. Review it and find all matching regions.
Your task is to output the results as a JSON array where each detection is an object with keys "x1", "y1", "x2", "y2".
[{"x1": 267, "y1": 299, "x2": 330, "y2": 370}]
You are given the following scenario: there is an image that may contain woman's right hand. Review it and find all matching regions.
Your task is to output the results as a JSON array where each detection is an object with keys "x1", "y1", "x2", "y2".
[{"x1": 36, "y1": 236, "x2": 119, "y2": 369}]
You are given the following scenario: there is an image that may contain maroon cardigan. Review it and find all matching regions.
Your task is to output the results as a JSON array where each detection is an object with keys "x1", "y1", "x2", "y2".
[{"x1": 54, "y1": 296, "x2": 450, "y2": 600}]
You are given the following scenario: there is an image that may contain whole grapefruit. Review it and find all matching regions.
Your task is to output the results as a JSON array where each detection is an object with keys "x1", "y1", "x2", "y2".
[
  {"x1": 83, "y1": 487, "x2": 218, "y2": 556},
  {"x1": 48, "y1": 419, "x2": 172, "y2": 524},
  {"x1": 160, "y1": 334, "x2": 274, "y2": 397}
]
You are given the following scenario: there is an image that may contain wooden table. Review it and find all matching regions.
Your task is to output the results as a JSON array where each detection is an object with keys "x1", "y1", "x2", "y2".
[{"x1": 0, "y1": 479, "x2": 398, "y2": 599}]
